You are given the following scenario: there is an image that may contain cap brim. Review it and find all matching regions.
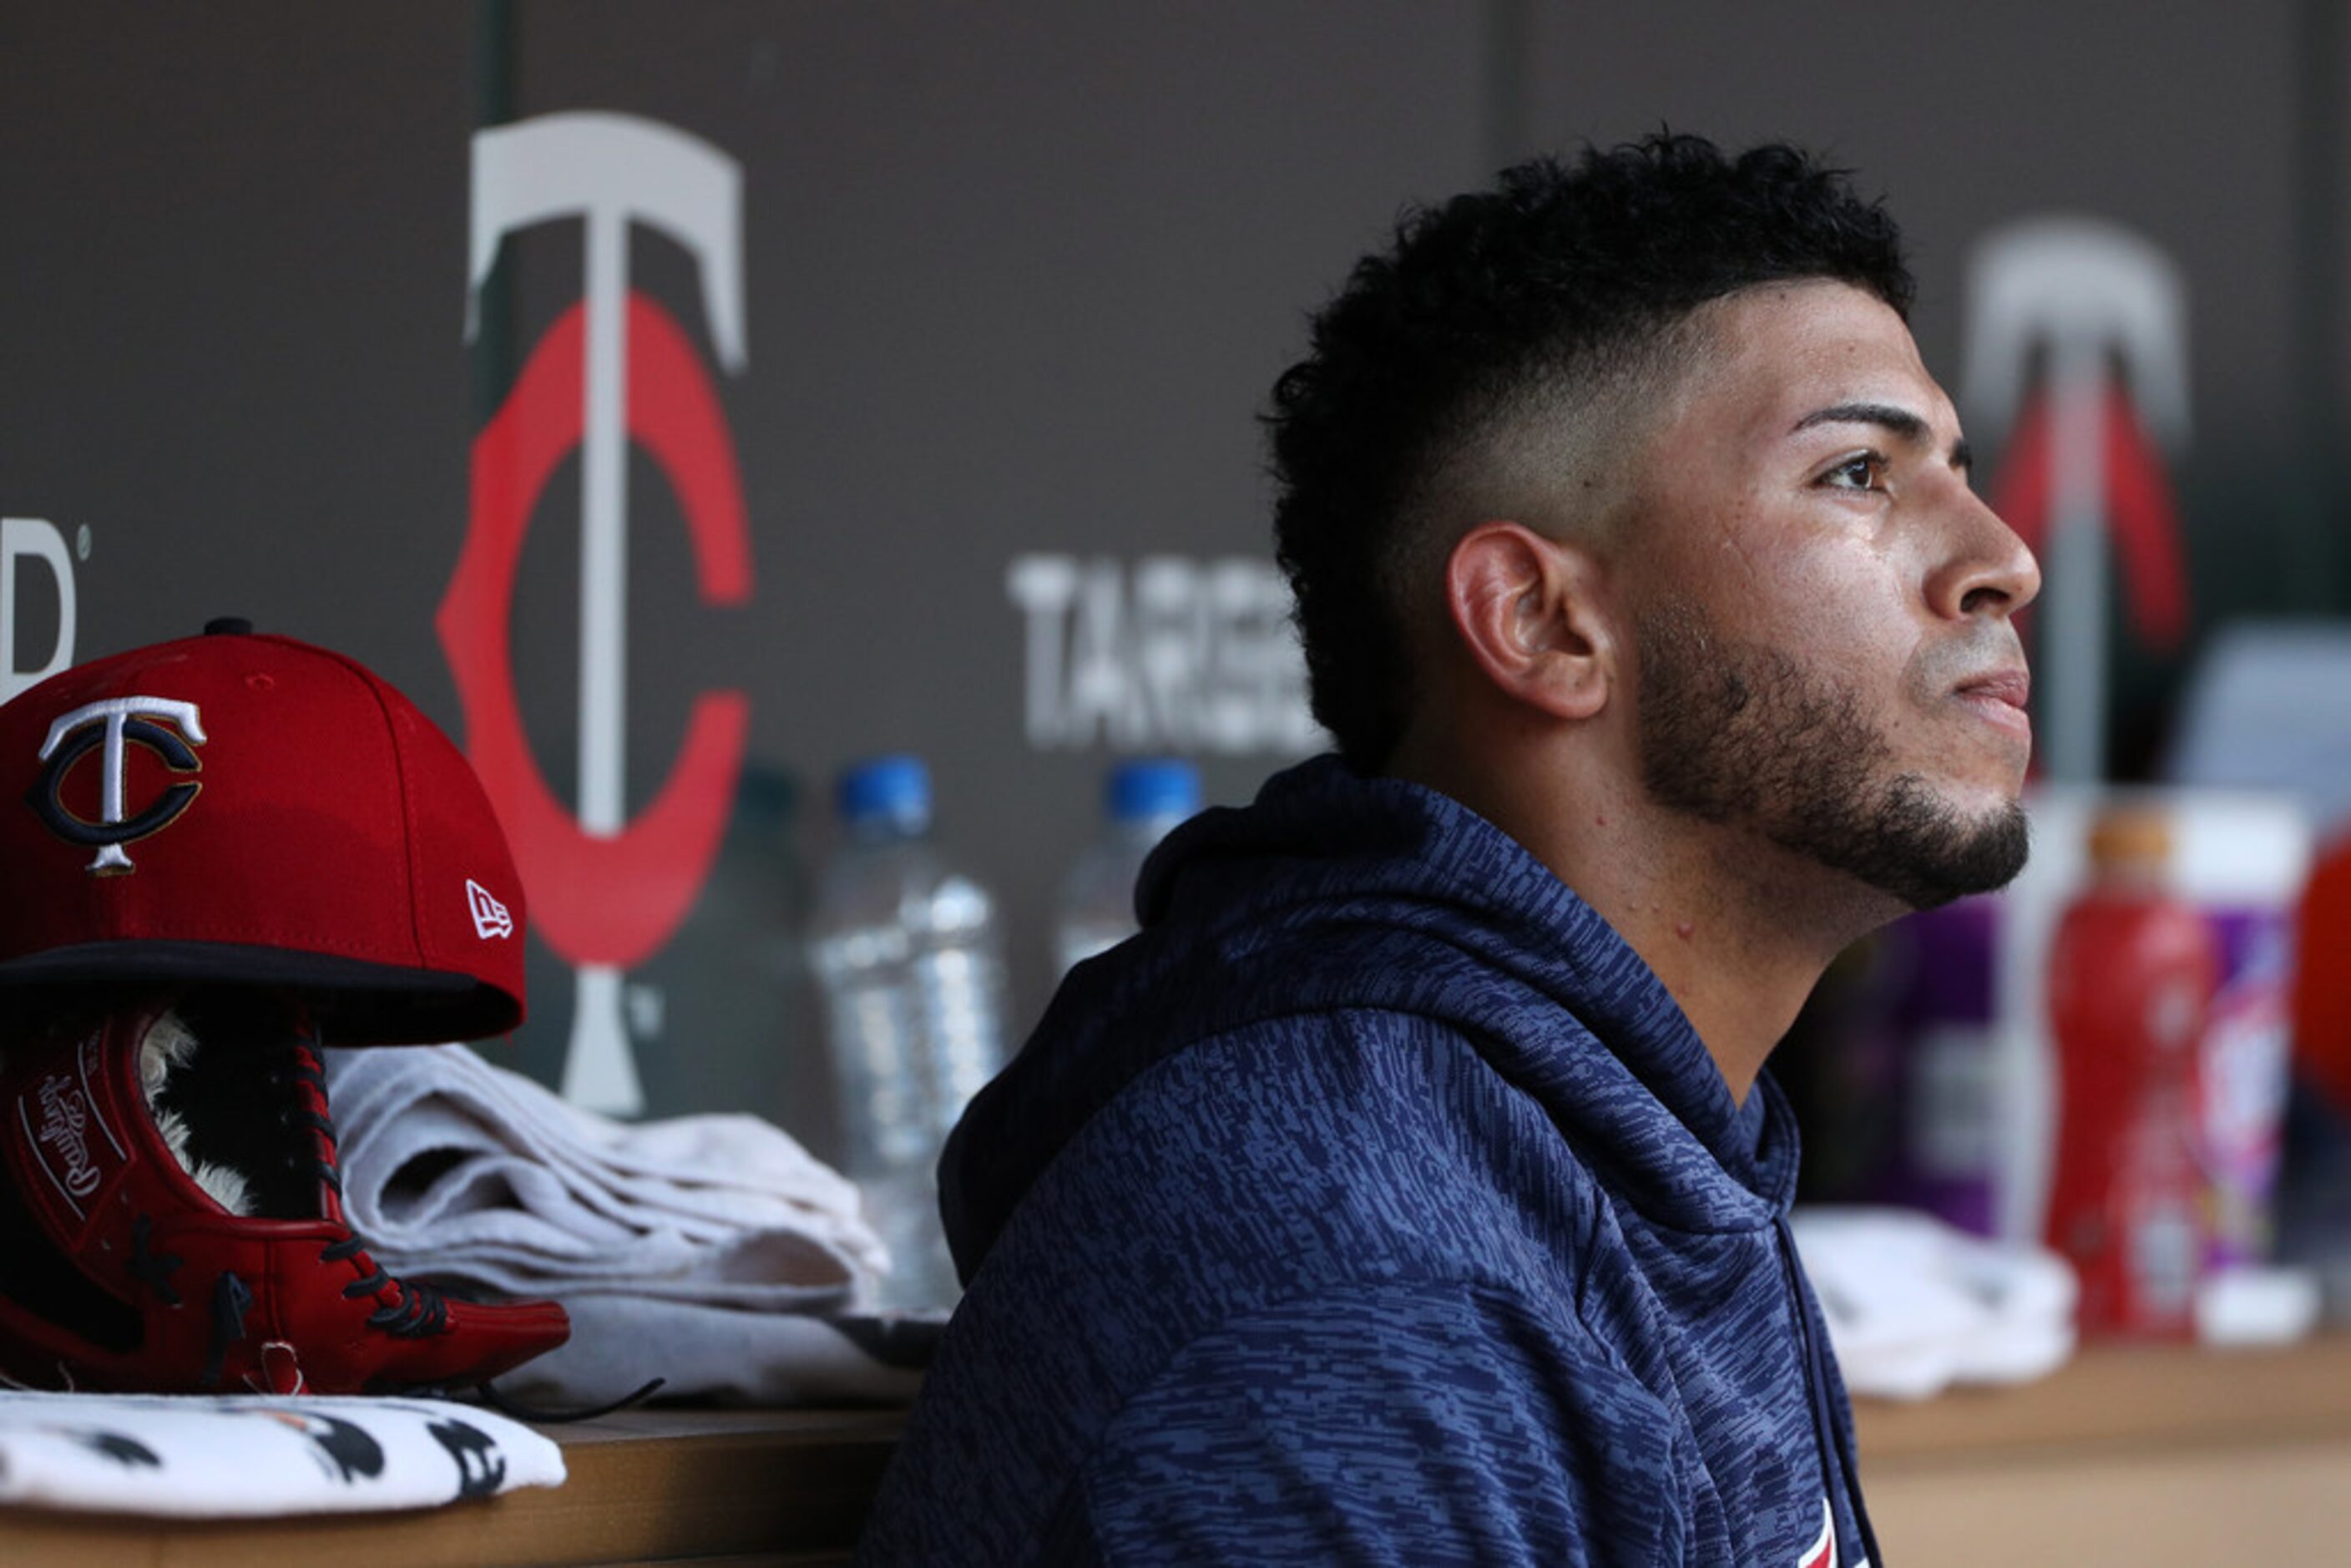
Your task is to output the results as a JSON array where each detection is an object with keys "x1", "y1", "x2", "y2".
[{"x1": 0, "y1": 941, "x2": 523, "y2": 1045}]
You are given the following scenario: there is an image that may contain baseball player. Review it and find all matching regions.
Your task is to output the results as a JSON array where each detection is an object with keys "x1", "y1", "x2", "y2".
[{"x1": 863, "y1": 134, "x2": 2038, "y2": 1565}]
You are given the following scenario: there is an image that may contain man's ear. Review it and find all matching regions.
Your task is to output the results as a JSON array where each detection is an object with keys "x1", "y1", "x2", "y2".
[{"x1": 1444, "y1": 521, "x2": 1615, "y2": 721}]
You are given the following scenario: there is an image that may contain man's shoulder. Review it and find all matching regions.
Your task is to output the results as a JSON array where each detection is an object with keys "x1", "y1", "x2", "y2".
[
  {"x1": 942, "y1": 1004, "x2": 1626, "y2": 1440},
  {"x1": 1054, "y1": 1004, "x2": 1610, "y2": 1242},
  {"x1": 864, "y1": 1006, "x2": 1684, "y2": 1567}
]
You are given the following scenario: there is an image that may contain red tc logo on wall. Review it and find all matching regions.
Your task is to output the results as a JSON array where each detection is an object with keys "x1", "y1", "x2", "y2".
[
  {"x1": 441, "y1": 112, "x2": 752, "y2": 1114},
  {"x1": 1959, "y1": 217, "x2": 2192, "y2": 787}
]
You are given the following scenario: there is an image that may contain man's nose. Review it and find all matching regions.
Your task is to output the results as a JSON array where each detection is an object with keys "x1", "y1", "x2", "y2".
[{"x1": 1929, "y1": 486, "x2": 2041, "y2": 620}]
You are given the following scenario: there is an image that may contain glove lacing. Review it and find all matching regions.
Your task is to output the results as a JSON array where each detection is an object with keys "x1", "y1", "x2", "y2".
[
  {"x1": 278, "y1": 1043, "x2": 450, "y2": 1339},
  {"x1": 277, "y1": 1043, "x2": 663, "y2": 1417}
]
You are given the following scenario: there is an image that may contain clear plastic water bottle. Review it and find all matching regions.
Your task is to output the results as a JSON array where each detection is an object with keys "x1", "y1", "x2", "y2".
[
  {"x1": 810, "y1": 755, "x2": 1009, "y2": 1308},
  {"x1": 1054, "y1": 758, "x2": 1202, "y2": 977}
]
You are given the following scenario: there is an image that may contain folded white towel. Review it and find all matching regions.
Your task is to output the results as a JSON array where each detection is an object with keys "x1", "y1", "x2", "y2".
[
  {"x1": 1789, "y1": 1205, "x2": 2077, "y2": 1402},
  {"x1": 0, "y1": 1391, "x2": 561, "y2": 1517},
  {"x1": 323, "y1": 1044, "x2": 914, "y2": 1404}
]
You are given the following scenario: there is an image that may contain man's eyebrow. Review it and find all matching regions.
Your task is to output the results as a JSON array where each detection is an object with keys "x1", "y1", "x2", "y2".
[{"x1": 1792, "y1": 401, "x2": 1971, "y2": 471}]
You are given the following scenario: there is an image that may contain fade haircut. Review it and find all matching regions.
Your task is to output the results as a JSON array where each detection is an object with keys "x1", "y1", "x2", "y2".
[{"x1": 1267, "y1": 133, "x2": 1914, "y2": 771}]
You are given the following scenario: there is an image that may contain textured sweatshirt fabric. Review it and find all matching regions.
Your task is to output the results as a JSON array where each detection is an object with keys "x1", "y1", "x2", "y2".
[{"x1": 859, "y1": 757, "x2": 1878, "y2": 1566}]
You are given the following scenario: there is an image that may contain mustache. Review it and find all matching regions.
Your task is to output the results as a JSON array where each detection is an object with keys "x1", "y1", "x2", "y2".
[{"x1": 1909, "y1": 625, "x2": 2028, "y2": 695}]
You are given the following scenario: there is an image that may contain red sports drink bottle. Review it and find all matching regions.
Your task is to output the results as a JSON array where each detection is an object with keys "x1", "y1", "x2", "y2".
[{"x1": 2044, "y1": 806, "x2": 2219, "y2": 1338}]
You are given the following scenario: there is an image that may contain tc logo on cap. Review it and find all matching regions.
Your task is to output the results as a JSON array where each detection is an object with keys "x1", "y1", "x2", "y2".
[{"x1": 31, "y1": 697, "x2": 208, "y2": 875}]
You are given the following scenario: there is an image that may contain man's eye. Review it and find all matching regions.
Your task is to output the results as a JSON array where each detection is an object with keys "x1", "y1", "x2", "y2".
[{"x1": 1823, "y1": 453, "x2": 1887, "y2": 491}]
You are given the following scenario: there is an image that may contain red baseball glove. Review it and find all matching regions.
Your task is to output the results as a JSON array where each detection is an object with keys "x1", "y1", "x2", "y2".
[{"x1": 0, "y1": 996, "x2": 569, "y2": 1396}]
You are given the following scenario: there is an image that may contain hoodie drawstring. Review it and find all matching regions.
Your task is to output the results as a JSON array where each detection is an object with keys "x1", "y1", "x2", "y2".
[{"x1": 1774, "y1": 1211, "x2": 1881, "y2": 1568}]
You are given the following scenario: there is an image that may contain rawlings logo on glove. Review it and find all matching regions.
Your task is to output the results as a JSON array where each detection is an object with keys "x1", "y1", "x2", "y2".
[{"x1": 30, "y1": 1064, "x2": 113, "y2": 1206}]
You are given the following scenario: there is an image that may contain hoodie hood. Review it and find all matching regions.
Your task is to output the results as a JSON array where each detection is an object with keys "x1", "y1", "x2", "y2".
[{"x1": 941, "y1": 756, "x2": 1799, "y2": 1281}]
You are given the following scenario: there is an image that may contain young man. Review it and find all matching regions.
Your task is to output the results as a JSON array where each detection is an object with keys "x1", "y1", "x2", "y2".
[{"x1": 862, "y1": 134, "x2": 2039, "y2": 1566}]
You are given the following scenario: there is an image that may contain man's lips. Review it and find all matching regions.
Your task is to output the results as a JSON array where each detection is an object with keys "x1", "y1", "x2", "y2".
[{"x1": 1955, "y1": 669, "x2": 2032, "y2": 738}]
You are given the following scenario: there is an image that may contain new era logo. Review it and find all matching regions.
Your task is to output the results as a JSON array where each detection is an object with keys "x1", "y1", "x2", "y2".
[{"x1": 466, "y1": 879, "x2": 513, "y2": 941}]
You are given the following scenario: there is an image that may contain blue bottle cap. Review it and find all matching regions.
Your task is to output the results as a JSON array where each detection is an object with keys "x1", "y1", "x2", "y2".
[
  {"x1": 837, "y1": 754, "x2": 931, "y2": 833},
  {"x1": 1107, "y1": 758, "x2": 1201, "y2": 823}
]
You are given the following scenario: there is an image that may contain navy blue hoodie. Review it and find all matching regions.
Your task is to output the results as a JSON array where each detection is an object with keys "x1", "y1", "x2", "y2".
[{"x1": 860, "y1": 758, "x2": 1878, "y2": 1566}]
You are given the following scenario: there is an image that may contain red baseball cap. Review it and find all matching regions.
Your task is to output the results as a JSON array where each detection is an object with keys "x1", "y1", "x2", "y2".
[{"x1": 0, "y1": 620, "x2": 526, "y2": 1044}]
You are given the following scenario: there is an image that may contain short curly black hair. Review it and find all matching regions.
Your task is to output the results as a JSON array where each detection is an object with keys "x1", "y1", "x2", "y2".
[{"x1": 1267, "y1": 133, "x2": 1913, "y2": 771}]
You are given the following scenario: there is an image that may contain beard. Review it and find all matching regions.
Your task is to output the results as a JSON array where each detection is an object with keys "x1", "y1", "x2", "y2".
[{"x1": 1636, "y1": 599, "x2": 2029, "y2": 910}]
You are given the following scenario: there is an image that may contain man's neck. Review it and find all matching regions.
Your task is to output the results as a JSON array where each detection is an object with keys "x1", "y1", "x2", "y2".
[
  {"x1": 1569, "y1": 815, "x2": 1887, "y2": 1102},
  {"x1": 1388, "y1": 744, "x2": 1891, "y2": 1105}
]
